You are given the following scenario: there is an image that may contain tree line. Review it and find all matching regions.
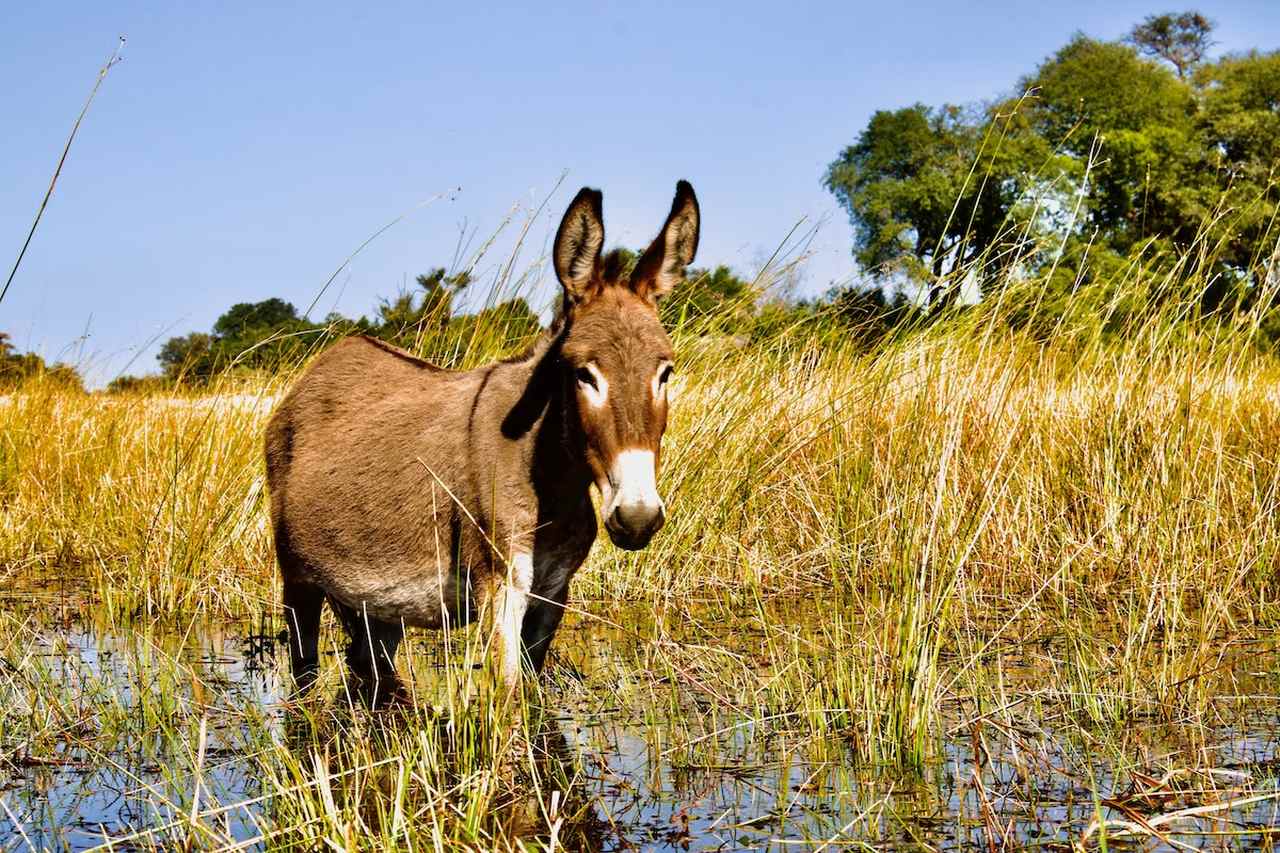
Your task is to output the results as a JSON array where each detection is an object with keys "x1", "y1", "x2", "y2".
[
  {"x1": 126, "y1": 244, "x2": 942, "y2": 392},
  {"x1": 0, "y1": 333, "x2": 83, "y2": 392},
  {"x1": 108, "y1": 258, "x2": 791, "y2": 391}
]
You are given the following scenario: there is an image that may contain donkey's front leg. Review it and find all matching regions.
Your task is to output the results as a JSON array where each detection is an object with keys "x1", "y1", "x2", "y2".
[
  {"x1": 492, "y1": 550, "x2": 534, "y2": 690},
  {"x1": 521, "y1": 577, "x2": 570, "y2": 675}
]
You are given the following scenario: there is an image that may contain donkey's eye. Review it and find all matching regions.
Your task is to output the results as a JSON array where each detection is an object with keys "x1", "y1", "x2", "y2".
[
  {"x1": 658, "y1": 364, "x2": 675, "y2": 385},
  {"x1": 575, "y1": 367, "x2": 598, "y2": 390}
]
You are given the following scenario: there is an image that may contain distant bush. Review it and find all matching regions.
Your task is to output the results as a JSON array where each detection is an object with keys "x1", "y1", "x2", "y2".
[
  {"x1": 157, "y1": 298, "x2": 332, "y2": 383},
  {"x1": 105, "y1": 374, "x2": 176, "y2": 395},
  {"x1": 0, "y1": 332, "x2": 84, "y2": 392}
]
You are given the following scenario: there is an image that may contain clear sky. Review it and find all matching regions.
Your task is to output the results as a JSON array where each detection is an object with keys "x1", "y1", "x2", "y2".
[{"x1": 3, "y1": 1, "x2": 1278, "y2": 384}]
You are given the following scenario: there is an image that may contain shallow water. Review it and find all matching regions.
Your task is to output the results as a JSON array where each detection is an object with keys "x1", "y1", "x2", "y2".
[
  {"x1": 0, "y1": 610, "x2": 1276, "y2": 851},
  {"x1": 0, "y1": 624, "x2": 279, "y2": 849}
]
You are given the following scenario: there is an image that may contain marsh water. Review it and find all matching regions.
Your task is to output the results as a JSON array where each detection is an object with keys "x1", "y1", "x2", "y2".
[{"x1": 0, "y1": 604, "x2": 1277, "y2": 851}]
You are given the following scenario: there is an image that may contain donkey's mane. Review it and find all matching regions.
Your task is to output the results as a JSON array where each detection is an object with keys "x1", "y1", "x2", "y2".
[
  {"x1": 355, "y1": 335, "x2": 444, "y2": 370},
  {"x1": 500, "y1": 314, "x2": 567, "y2": 365}
]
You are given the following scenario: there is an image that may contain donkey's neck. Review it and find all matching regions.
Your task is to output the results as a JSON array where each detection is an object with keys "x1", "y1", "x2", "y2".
[{"x1": 498, "y1": 332, "x2": 593, "y2": 504}]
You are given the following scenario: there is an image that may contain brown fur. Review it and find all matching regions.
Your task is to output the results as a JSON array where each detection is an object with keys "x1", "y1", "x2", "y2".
[{"x1": 265, "y1": 182, "x2": 699, "y2": 696}]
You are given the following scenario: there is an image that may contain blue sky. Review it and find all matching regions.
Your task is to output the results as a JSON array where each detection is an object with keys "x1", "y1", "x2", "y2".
[{"x1": 3, "y1": 1, "x2": 1278, "y2": 384}]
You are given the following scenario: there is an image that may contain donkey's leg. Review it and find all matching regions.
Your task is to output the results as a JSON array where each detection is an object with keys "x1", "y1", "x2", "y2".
[
  {"x1": 520, "y1": 582, "x2": 569, "y2": 676},
  {"x1": 492, "y1": 552, "x2": 534, "y2": 689},
  {"x1": 329, "y1": 598, "x2": 404, "y2": 703},
  {"x1": 281, "y1": 576, "x2": 324, "y2": 691}
]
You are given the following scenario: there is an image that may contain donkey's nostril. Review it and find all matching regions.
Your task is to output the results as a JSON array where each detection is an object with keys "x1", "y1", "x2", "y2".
[{"x1": 607, "y1": 502, "x2": 665, "y2": 549}]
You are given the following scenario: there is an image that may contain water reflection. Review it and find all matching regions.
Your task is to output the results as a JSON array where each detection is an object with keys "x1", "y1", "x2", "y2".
[
  {"x1": 0, "y1": 617, "x2": 1275, "y2": 851},
  {"x1": 0, "y1": 624, "x2": 278, "y2": 849}
]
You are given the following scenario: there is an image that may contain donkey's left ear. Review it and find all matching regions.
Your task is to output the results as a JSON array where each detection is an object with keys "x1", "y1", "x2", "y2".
[{"x1": 632, "y1": 180, "x2": 699, "y2": 303}]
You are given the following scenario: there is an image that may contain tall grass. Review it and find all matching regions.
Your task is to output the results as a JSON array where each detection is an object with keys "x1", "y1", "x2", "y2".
[{"x1": 1, "y1": 209, "x2": 1279, "y2": 846}]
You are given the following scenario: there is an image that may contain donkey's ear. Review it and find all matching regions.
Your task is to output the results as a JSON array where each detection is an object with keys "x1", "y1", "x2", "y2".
[
  {"x1": 553, "y1": 187, "x2": 605, "y2": 303},
  {"x1": 632, "y1": 180, "x2": 700, "y2": 303}
]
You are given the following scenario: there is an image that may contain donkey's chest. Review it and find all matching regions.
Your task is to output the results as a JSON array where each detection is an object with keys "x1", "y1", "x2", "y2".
[{"x1": 530, "y1": 509, "x2": 597, "y2": 594}]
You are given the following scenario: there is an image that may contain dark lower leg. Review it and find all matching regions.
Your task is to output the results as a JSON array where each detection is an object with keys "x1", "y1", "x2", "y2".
[
  {"x1": 330, "y1": 599, "x2": 405, "y2": 703},
  {"x1": 282, "y1": 577, "x2": 324, "y2": 691},
  {"x1": 521, "y1": 591, "x2": 568, "y2": 676}
]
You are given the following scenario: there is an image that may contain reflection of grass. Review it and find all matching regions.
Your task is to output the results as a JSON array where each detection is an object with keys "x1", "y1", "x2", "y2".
[
  {"x1": 2, "y1": 238, "x2": 1280, "y2": 845},
  {"x1": 0, "y1": 604, "x2": 1274, "y2": 849}
]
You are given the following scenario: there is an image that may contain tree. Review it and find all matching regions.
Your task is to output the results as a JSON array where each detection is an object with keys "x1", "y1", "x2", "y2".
[
  {"x1": 824, "y1": 15, "x2": 1280, "y2": 329},
  {"x1": 1025, "y1": 35, "x2": 1195, "y2": 153},
  {"x1": 212, "y1": 298, "x2": 299, "y2": 338},
  {"x1": 1027, "y1": 40, "x2": 1280, "y2": 309},
  {"x1": 661, "y1": 265, "x2": 755, "y2": 331},
  {"x1": 157, "y1": 298, "x2": 324, "y2": 381},
  {"x1": 1194, "y1": 49, "x2": 1280, "y2": 309},
  {"x1": 824, "y1": 103, "x2": 1051, "y2": 302},
  {"x1": 1025, "y1": 34, "x2": 1205, "y2": 258},
  {"x1": 826, "y1": 105, "x2": 977, "y2": 281},
  {"x1": 158, "y1": 331, "x2": 217, "y2": 379},
  {"x1": 1128, "y1": 11, "x2": 1214, "y2": 80},
  {"x1": 0, "y1": 346, "x2": 44, "y2": 388},
  {"x1": 376, "y1": 268, "x2": 471, "y2": 344}
]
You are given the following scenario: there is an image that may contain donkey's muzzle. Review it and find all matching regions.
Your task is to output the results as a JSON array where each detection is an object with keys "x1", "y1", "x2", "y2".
[{"x1": 605, "y1": 502, "x2": 666, "y2": 551}]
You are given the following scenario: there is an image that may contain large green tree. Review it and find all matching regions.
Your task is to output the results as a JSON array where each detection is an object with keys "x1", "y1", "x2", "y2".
[
  {"x1": 824, "y1": 102, "x2": 1052, "y2": 301},
  {"x1": 212, "y1": 297, "x2": 300, "y2": 338},
  {"x1": 1023, "y1": 35, "x2": 1202, "y2": 255},
  {"x1": 825, "y1": 105, "x2": 987, "y2": 281},
  {"x1": 157, "y1": 331, "x2": 216, "y2": 378},
  {"x1": 826, "y1": 13, "x2": 1280, "y2": 318},
  {"x1": 1197, "y1": 51, "x2": 1280, "y2": 270}
]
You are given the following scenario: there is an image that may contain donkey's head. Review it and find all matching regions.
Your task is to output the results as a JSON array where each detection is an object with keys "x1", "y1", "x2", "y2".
[{"x1": 552, "y1": 181, "x2": 699, "y2": 550}]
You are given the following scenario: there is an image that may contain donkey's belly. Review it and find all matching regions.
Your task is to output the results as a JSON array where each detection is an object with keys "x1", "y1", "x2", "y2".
[{"x1": 318, "y1": 561, "x2": 475, "y2": 629}]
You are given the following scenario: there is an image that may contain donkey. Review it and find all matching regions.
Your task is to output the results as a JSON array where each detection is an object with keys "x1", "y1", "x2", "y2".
[{"x1": 264, "y1": 181, "x2": 699, "y2": 696}]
